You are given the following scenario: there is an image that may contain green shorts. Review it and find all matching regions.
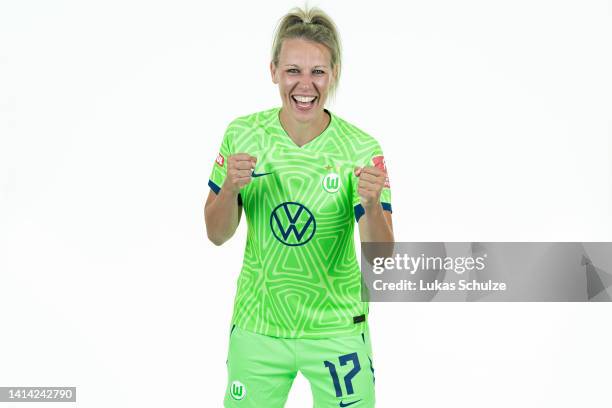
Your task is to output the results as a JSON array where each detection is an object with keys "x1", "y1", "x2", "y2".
[{"x1": 223, "y1": 324, "x2": 376, "y2": 407}]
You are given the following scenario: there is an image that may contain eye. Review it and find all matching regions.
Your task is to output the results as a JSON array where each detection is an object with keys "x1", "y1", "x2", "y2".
[
  {"x1": 313, "y1": 69, "x2": 325, "y2": 75},
  {"x1": 287, "y1": 68, "x2": 299, "y2": 74}
]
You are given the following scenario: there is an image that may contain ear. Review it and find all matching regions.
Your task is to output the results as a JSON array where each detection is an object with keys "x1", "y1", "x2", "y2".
[
  {"x1": 270, "y1": 61, "x2": 278, "y2": 84},
  {"x1": 332, "y1": 64, "x2": 339, "y2": 85}
]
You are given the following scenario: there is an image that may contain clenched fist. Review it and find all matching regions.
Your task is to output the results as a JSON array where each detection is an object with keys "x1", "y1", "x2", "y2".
[
  {"x1": 223, "y1": 153, "x2": 257, "y2": 194},
  {"x1": 354, "y1": 165, "x2": 386, "y2": 210}
]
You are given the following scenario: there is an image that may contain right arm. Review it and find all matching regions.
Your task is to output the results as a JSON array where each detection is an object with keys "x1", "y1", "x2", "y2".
[{"x1": 204, "y1": 153, "x2": 256, "y2": 246}]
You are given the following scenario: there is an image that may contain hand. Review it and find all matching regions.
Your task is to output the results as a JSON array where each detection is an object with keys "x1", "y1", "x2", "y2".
[
  {"x1": 223, "y1": 153, "x2": 257, "y2": 194},
  {"x1": 354, "y1": 165, "x2": 385, "y2": 210}
]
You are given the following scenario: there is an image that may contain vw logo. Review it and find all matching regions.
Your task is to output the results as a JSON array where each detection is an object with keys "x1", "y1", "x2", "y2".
[{"x1": 270, "y1": 202, "x2": 316, "y2": 246}]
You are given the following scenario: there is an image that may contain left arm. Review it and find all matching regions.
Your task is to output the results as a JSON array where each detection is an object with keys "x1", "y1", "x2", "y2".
[{"x1": 354, "y1": 166, "x2": 394, "y2": 243}]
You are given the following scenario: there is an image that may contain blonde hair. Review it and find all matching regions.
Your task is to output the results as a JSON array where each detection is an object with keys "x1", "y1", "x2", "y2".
[{"x1": 271, "y1": 6, "x2": 342, "y2": 101}]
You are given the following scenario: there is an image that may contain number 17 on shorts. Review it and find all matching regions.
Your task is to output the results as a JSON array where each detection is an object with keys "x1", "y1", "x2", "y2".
[{"x1": 224, "y1": 325, "x2": 376, "y2": 407}]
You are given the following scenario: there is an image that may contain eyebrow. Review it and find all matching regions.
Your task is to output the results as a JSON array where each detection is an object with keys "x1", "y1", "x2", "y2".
[{"x1": 284, "y1": 64, "x2": 328, "y2": 69}]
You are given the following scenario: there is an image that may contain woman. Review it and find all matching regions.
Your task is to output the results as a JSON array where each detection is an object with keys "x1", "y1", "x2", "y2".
[{"x1": 205, "y1": 6, "x2": 394, "y2": 407}]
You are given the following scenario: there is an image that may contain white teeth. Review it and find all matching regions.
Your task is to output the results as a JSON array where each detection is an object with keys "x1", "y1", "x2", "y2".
[{"x1": 293, "y1": 95, "x2": 316, "y2": 103}]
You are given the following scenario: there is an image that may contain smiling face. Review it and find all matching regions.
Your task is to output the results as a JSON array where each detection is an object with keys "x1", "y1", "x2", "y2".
[{"x1": 270, "y1": 37, "x2": 336, "y2": 124}]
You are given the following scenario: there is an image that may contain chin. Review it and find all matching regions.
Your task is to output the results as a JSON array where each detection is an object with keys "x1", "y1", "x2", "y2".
[{"x1": 285, "y1": 101, "x2": 323, "y2": 121}]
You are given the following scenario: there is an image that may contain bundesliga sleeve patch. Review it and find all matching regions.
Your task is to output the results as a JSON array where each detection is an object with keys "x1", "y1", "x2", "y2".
[
  {"x1": 371, "y1": 155, "x2": 390, "y2": 188},
  {"x1": 215, "y1": 153, "x2": 225, "y2": 167}
]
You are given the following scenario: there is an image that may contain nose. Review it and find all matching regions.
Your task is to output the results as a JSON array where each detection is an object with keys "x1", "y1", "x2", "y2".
[
  {"x1": 296, "y1": 85, "x2": 313, "y2": 93},
  {"x1": 296, "y1": 81, "x2": 316, "y2": 94}
]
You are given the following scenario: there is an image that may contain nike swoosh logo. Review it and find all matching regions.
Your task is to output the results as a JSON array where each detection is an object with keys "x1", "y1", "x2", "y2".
[
  {"x1": 339, "y1": 400, "x2": 361, "y2": 407},
  {"x1": 251, "y1": 171, "x2": 273, "y2": 177}
]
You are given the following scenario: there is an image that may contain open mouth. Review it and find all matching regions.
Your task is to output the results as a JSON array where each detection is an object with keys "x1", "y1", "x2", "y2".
[{"x1": 291, "y1": 95, "x2": 317, "y2": 111}]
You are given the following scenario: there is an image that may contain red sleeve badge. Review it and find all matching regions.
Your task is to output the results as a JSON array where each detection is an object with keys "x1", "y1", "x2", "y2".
[
  {"x1": 371, "y1": 155, "x2": 390, "y2": 188},
  {"x1": 215, "y1": 153, "x2": 225, "y2": 167}
]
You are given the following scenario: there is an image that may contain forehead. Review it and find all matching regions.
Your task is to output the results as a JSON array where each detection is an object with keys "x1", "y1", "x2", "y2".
[{"x1": 279, "y1": 38, "x2": 331, "y2": 67}]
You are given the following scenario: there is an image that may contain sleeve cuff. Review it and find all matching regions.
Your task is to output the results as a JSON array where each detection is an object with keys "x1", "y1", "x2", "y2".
[
  {"x1": 354, "y1": 202, "x2": 392, "y2": 222},
  {"x1": 208, "y1": 179, "x2": 242, "y2": 206},
  {"x1": 208, "y1": 179, "x2": 221, "y2": 194}
]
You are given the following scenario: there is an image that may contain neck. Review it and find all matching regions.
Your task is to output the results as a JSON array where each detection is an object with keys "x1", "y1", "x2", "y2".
[{"x1": 279, "y1": 108, "x2": 330, "y2": 147}]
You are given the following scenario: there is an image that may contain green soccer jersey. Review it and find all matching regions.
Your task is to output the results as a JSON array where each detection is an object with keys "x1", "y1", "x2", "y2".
[{"x1": 208, "y1": 107, "x2": 392, "y2": 339}]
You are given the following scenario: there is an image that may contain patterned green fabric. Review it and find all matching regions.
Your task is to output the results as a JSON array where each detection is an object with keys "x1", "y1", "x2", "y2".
[
  {"x1": 209, "y1": 107, "x2": 392, "y2": 339},
  {"x1": 224, "y1": 324, "x2": 375, "y2": 407}
]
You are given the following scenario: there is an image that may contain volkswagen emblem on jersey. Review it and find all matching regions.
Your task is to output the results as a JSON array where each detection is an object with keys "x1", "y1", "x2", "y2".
[
  {"x1": 270, "y1": 202, "x2": 316, "y2": 246},
  {"x1": 322, "y1": 172, "x2": 340, "y2": 193}
]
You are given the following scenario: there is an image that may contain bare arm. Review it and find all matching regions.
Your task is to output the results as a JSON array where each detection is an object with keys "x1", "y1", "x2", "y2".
[
  {"x1": 204, "y1": 188, "x2": 242, "y2": 246},
  {"x1": 355, "y1": 165, "x2": 395, "y2": 264},
  {"x1": 354, "y1": 165, "x2": 394, "y2": 243},
  {"x1": 357, "y1": 205, "x2": 394, "y2": 243},
  {"x1": 204, "y1": 153, "x2": 256, "y2": 246}
]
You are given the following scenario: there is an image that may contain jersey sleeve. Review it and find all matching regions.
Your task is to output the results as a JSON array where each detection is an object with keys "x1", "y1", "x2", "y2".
[
  {"x1": 208, "y1": 121, "x2": 243, "y2": 205},
  {"x1": 352, "y1": 141, "x2": 392, "y2": 222}
]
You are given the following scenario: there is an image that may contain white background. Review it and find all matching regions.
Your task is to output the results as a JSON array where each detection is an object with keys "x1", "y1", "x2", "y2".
[{"x1": 1, "y1": 0, "x2": 611, "y2": 407}]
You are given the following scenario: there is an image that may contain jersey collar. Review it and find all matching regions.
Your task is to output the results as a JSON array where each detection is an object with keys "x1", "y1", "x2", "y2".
[{"x1": 273, "y1": 106, "x2": 334, "y2": 150}]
